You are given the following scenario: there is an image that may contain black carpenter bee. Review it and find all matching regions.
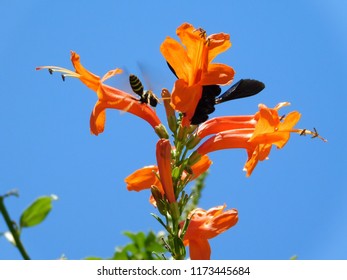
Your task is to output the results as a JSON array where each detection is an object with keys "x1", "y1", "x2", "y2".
[
  {"x1": 215, "y1": 79, "x2": 265, "y2": 104},
  {"x1": 167, "y1": 61, "x2": 265, "y2": 125},
  {"x1": 129, "y1": 74, "x2": 160, "y2": 107},
  {"x1": 190, "y1": 80, "x2": 265, "y2": 125}
]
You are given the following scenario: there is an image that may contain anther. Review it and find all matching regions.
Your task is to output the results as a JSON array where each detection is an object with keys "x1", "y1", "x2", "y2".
[
  {"x1": 194, "y1": 27, "x2": 206, "y2": 39},
  {"x1": 300, "y1": 129, "x2": 307, "y2": 136}
]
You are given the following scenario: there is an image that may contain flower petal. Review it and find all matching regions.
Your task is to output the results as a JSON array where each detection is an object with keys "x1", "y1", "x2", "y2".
[
  {"x1": 90, "y1": 100, "x2": 106, "y2": 135},
  {"x1": 125, "y1": 165, "x2": 160, "y2": 192},
  {"x1": 160, "y1": 37, "x2": 190, "y2": 81},
  {"x1": 188, "y1": 238, "x2": 211, "y2": 260},
  {"x1": 176, "y1": 23, "x2": 203, "y2": 67},
  {"x1": 171, "y1": 79, "x2": 202, "y2": 122},
  {"x1": 196, "y1": 129, "x2": 255, "y2": 155},
  {"x1": 207, "y1": 32, "x2": 232, "y2": 63},
  {"x1": 201, "y1": 63, "x2": 235, "y2": 86},
  {"x1": 244, "y1": 144, "x2": 272, "y2": 177},
  {"x1": 99, "y1": 84, "x2": 162, "y2": 130},
  {"x1": 208, "y1": 208, "x2": 238, "y2": 236},
  {"x1": 190, "y1": 155, "x2": 212, "y2": 180},
  {"x1": 70, "y1": 51, "x2": 100, "y2": 91},
  {"x1": 197, "y1": 116, "x2": 256, "y2": 139},
  {"x1": 101, "y1": 68, "x2": 123, "y2": 83},
  {"x1": 250, "y1": 108, "x2": 301, "y2": 148},
  {"x1": 183, "y1": 205, "x2": 238, "y2": 260}
]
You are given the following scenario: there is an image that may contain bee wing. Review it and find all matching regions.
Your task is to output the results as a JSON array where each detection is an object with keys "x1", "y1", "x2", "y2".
[
  {"x1": 215, "y1": 79, "x2": 265, "y2": 104},
  {"x1": 167, "y1": 61, "x2": 178, "y2": 79}
]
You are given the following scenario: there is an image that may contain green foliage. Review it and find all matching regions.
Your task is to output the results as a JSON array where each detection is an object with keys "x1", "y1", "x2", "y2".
[
  {"x1": 1, "y1": 191, "x2": 56, "y2": 259},
  {"x1": 113, "y1": 231, "x2": 166, "y2": 260},
  {"x1": 20, "y1": 195, "x2": 57, "y2": 228},
  {"x1": 184, "y1": 171, "x2": 208, "y2": 216},
  {"x1": 290, "y1": 255, "x2": 298, "y2": 260},
  {"x1": 85, "y1": 231, "x2": 166, "y2": 260}
]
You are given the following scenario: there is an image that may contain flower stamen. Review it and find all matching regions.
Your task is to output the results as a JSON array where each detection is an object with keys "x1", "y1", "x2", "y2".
[
  {"x1": 194, "y1": 27, "x2": 207, "y2": 39},
  {"x1": 36, "y1": 66, "x2": 81, "y2": 80},
  {"x1": 296, "y1": 127, "x2": 327, "y2": 142}
]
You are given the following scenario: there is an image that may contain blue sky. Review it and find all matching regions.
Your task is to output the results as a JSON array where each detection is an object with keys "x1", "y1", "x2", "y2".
[{"x1": 0, "y1": 0, "x2": 346, "y2": 260}]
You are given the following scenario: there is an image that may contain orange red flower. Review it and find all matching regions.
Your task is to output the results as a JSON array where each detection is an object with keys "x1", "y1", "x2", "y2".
[
  {"x1": 197, "y1": 115, "x2": 256, "y2": 139},
  {"x1": 194, "y1": 103, "x2": 302, "y2": 176},
  {"x1": 182, "y1": 205, "x2": 238, "y2": 260},
  {"x1": 125, "y1": 154, "x2": 212, "y2": 202},
  {"x1": 125, "y1": 165, "x2": 162, "y2": 193},
  {"x1": 160, "y1": 23, "x2": 235, "y2": 126},
  {"x1": 190, "y1": 154, "x2": 212, "y2": 180},
  {"x1": 156, "y1": 139, "x2": 176, "y2": 203},
  {"x1": 36, "y1": 51, "x2": 161, "y2": 135}
]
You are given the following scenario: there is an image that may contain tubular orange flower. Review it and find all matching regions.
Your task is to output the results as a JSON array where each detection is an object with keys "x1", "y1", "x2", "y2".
[
  {"x1": 193, "y1": 103, "x2": 303, "y2": 176},
  {"x1": 156, "y1": 139, "x2": 176, "y2": 203},
  {"x1": 182, "y1": 205, "x2": 238, "y2": 260},
  {"x1": 124, "y1": 165, "x2": 162, "y2": 193},
  {"x1": 190, "y1": 154, "x2": 212, "y2": 180},
  {"x1": 195, "y1": 128, "x2": 255, "y2": 156},
  {"x1": 249, "y1": 102, "x2": 300, "y2": 148},
  {"x1": 125, "y1": 155, "x2": 211, "y2": 206},
  {"x1": 36, "y1": 51, "x2": 161, "y2": 135},
  {"x1": 125, "y1": 165, "x2": 164, "y2": 206},
  {"x1": 197, "y1": 115, "x2": 256, "y2": 139},
  {"x1": 160, "y1": 23, "x2": 235, "y2": 126}
]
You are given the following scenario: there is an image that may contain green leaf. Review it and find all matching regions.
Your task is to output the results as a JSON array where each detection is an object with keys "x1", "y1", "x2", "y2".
[
  {"x1": 145, "y1": 232, "x2": 166, "y2": 254},
  {"x1": 19, "y1": 195, "x2": 57, "y2": 228},
  {"x1": 113, "y1": 249, "x2": 130, "y2": 260},
  {"x1": 123, "y1": 231, "x2": 146, "y2": 248},
  {"x1": 172, "y1": 236, "x2": 186, "y2": 260},
  {"x1": 150, "y1": 213, "x2": 167, "y2": 230},
  {"x1": 84, "y1": 256, "x2": 103, "y2": 260},
  {"x1": 112, "y1": 231, "x2": 167, "y2": 260}
]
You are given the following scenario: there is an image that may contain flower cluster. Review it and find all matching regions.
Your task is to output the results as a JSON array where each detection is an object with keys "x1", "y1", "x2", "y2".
[{"x1": 37, "y1": 23, "x2": 325, "y2": 260}]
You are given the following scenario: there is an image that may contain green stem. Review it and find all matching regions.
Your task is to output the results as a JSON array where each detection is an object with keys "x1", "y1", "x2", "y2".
[
  {"x1": 179, "y1": 147, "x2": 189, "y2": 164},
  {"x1": 0, "y1": 196, "x2": 30, "y2": 260}
]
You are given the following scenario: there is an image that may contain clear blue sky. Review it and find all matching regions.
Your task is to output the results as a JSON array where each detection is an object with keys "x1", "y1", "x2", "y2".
[{"x1": 1, "y1": 0, "x2": 346, "y2": 260}]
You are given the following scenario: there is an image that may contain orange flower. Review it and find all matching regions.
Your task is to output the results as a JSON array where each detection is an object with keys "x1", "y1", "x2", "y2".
[
  {"x1": 190, "y1": 154, "x2": 212, "y2": 180},
  {"x1": 125, "y1": 165, "x2": 162, "y2": 192},
  {"x1": 197, "y1": 115, "x2": 256, "y2": 139},
  {"x1": 182, "y1": 205, "x2": 238, "y2": 260},
  {"x1": 160, "y1": 23, "x2": 235, "y2": 126},
  {"x1": 124, "y1": 165, "x2": 164, "y2": 206},
  {"x1": 249, "y1": 102, "x2": 300, "y2": 148},
  {"x1": 36, "y1": 51, "x2": 161, "y2": 135},
  {"x1": 194, "y1": 103, "x2": 302, "y2": 176},
  {"x1": 156, "y1": 139, "x2": 176, "y2": 203},
  {"x1": 196, "y1": 128, "x2": 255, "y2": 156}
]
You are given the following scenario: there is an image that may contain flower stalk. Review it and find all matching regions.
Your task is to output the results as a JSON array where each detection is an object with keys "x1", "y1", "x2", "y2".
[
  {"x1": 0, "y1": 194, "x2": 30, "y2": 260},
  {"x1": 37, "y1": 22, "x2": 326, "y2": 260}
]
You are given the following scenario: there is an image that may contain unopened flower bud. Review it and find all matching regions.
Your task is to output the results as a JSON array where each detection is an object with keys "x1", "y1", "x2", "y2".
[
  {"x1": 186, "y1": 135, "x2": 201, "y2": 150},
  {"x1": 151, "y1": 185, "x2": 167, "y2": 215},
  {"x1": 188, "y1": 151, "x2": 201, "y2": 166},
  {"x1": 155, "y1": 124, "x2": 169, "y2": 139},
  {"x1": 161, "y1": 89, "x2": 177, "y2": 133}
]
